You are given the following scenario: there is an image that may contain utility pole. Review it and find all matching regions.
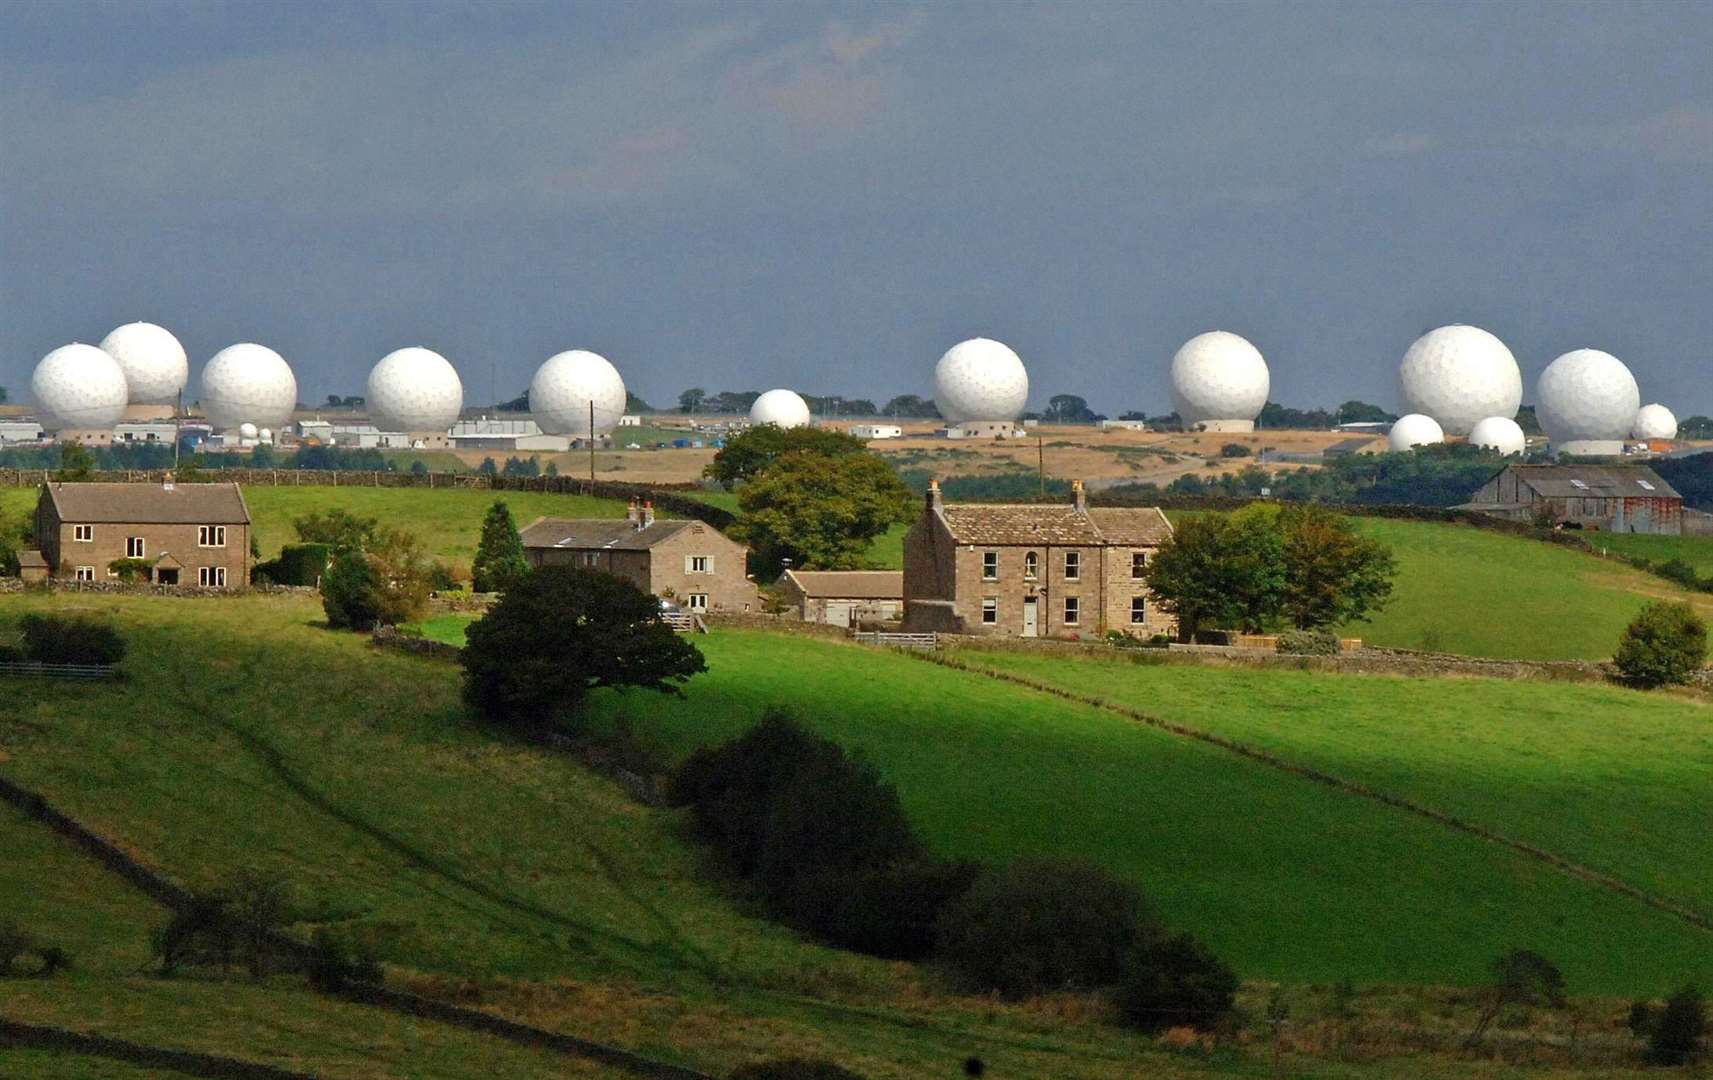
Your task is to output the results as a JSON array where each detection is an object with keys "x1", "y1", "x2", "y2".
[
  {"x1": 588, "y1": 399, "x2": 596, "y2": 488},
  {"x1": 1038, "y1": 433, "x2": 1045, "y2": 498}
]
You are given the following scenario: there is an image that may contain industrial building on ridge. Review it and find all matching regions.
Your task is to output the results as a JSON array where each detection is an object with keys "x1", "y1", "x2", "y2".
[
  {"x1": 519, "y1": 502, "x2": 758, "y2": 614},
  {"x1": 777, "y1": 570, "x2": 904, "y2": 627},
  {"x1": 1459, "y1": 464, "x2": 1689, "y2": 535},
  {"x1": 902, "y1": 480, "x2": 1175, "y2": 638},
  {"x1": 29, "y1": 480, "x2": 252, "y2": 587}
]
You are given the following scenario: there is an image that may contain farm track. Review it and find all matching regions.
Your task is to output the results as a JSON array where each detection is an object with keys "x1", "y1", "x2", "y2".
[{"x1": 920, "y1": 650, "x2": 1713, "y2": 936}]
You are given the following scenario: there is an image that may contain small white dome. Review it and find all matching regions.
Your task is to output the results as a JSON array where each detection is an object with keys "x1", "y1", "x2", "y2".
[
  {"x1": 1397, "y1": 325, "x2": 1521, "y2": 436},
  {"x1": 1388, "y1": 413, "x2": 1445, "y2": 452},
  {"x1": 530, "y1": 350, "x2": 627, "y2": 437},
  {"x1": 238, "y1": 422, "x2": 259, "y2": 439},
  {"x1": 258, "y1": 428, "x2": 273, "y2": 443},
  {"x1": 368, "y1": 347, "x2": 464, "y2": 432},
  {"x1": 749, "y1": 389, "x2": 812, "y2": 428},
  {"x1": 1168, "y1": 331, "x2": 1269, "y2": 431},
  {"x1": 934, "y1": 338, "x2": 1029, "y2": 424},
  {"x1": 32, "y1": 343, "x2": 130, "y2": 430},
  {"x1": 1468, "y1": 416, "x2": 1527, "y2": 456},
  {"x1": 100, "y1": 322, "x2": 189, "y2": 405},
  {"x1": 1536, "y1": 349, "x2": 1640, "y2": 454},
  {"x1": 1632, "y1": 403, "x2": 1678, "y2": 441},
  {"x1": 201, "y1": 344, "x2": 298, "y2": 431}
]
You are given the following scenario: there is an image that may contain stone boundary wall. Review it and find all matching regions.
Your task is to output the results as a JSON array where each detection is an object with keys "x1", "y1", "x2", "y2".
[
  {"x1": 0, "y1": 579, "x2": 319, "y2": 598},
  {"x1": 703, "y1": 611, "x2": 851, "y2": 639},
  {"x1": 371, "y1": 626, "x2": 463, "y2": 662},
  {"x1": 0, "y1": 1019, "x2": 319, "y2": 1079}
]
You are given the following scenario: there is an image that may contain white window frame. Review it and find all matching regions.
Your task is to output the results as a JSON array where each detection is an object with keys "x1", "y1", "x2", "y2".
[
  {"x1": 1023, "y1": 551, "x2": 1038, "y2": 579},
  {"x1": 126, "y1": 536, "x2": 146, "y2": 559},
  {"x1": 198, "y1": 566, "x2": 227, "y2": 587},
  {"x1": 687, "y1": 555, "x2": 711, "y2": 574},
  {"x1": 73, "y1": 524, "x2": 93, "y2": 542},
  {"x1": 981, "y1": 597, "x2": 998, "y2": 624},
  {"x1": 1131, "y1": 596, "x2": 1147, "y2": 624},
  {"x1": 686, "y1": 592, "x2": 708, "y2": 612},
  {"x1": 582, "y1": 552, "x2": 599, "y2": 567},
  {"x1": 1063, "y1": 595, "x2": 1080, "y2": 625},
  {"x1": 1064, "y1": 550, "x2": 1080, "y2": 581},
  {"x1": 75, "y1": 566, "x2": 95, "y2": 581},
  {"x1": 198, "y1": 525, "x2": 227, "y2": 548},
  {"x1": 1131, "y1": 551, "x2": 1147, "y2": 579},
  {"x1": 981, "y1": 551, "x2": 999, "y2": 580}
]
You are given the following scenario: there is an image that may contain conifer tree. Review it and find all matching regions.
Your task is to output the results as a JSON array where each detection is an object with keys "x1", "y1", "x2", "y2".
[{"x1": 472, "y1": 499, "x2": 529, "y2": 594}]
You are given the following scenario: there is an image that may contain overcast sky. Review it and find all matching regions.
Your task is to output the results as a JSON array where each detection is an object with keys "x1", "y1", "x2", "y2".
[{"x1": 3, "y1": 0, "x2": 1710, "y2": 416}]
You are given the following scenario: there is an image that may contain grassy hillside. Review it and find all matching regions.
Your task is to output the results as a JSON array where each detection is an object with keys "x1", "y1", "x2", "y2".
[
  {"x1": 589, "y1": 631, "x2": 1713, "y2": 995},
  {"x1": 1590, "y1": 532, "x2": 1713, "y2": 576}
]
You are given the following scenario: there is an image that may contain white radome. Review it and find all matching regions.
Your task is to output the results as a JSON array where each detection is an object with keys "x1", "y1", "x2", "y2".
[
  {"x1": 934, "y1": 338, "x2": 1029, "y2": 424},
  {"x1": 100, "y1": 322, "x2": 189, "y2": 405},
  {"x1": 200, "y1": 343, "x2": 298, "y2": 431},
  {"x1": 1632, "y1": 403, "x2": 1678, "y2": 442},
  {"x1": 1397, "y1": 325, "x2": 1522, "y2": 436},
  {"x1": 749, "y1": 388, "x2": 812, "y2": 429},
  {"x1": 1536, "y1": 349, "x2": 1640, "y2": 456},
  {"x1": 530, "y1": 350, "x2": 627, "y2": 437},
  {"x1": 1168, "y1": 331, "x2": 1269, "y2": 432},
  {"x1": 1388, "y1": 413, "x2": 1445, "y2": 452},
  {"x1": 238, "y1": 422, "x2": 259, "y2": 440},
  {"x1": 367, "y1": 347, "x2": 464, "y2": 432},
  {"x1": 1468, "y1": 416, "x2": 1527, "y2": 456},
  {"x1": 32, "y1": 343, "x2": 130, "y2": 430},
  {"x1": 258, "y1": 428, "x2": 274, "y2": 444}
]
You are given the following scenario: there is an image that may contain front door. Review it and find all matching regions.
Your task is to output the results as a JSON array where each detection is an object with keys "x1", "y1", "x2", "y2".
[
  {"x1": 156, "y1": 567, "x2": 179, "y2": 586},
  {"x1": 1021, "y1": 597, "x2": 1038, "y2": 638}
]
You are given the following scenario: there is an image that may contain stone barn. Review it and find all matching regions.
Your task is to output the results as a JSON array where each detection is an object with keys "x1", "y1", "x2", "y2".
[
  {"x1": 1460, "y1": 464, "x2": 1684, "y2": 534},
  {"x1": 777, "y1": 570, "x2": 903, "y2": 627}
]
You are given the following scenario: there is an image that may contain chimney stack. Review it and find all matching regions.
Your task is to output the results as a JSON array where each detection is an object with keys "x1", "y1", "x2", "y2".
[
  {"x1": 1072, "y1": 478, "x2": 1086, "y2": 514},
  {"x1": 927, "y1": 478, "x2": 943, "y2": 514},
  {"x1": 641, "y1": 500, "x2": 655, "y2": 528},
  {"x1": 626, "y1": 498, "x2": 639, "y2": 525}
]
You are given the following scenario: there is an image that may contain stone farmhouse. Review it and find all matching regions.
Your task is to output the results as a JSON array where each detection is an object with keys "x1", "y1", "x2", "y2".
[
  {"x1": 519, "y1": 501, "x2": 759, "y2": 614},
  {"x1": 902, "y1": 480, "x2": 1176, "y2": 638},
  {"x1": 32, "y1": 480, "x2": 253, "y2": 587},
  {"x1": 1460, "y1": 464, "x2": 1685, "y2": 535},
  {"x1": 777, "y1": 570, "x2": 903, "y2": 627}
]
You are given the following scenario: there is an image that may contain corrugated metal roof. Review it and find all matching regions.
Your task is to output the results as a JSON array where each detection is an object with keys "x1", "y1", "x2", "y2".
[
  {"x1": 1509, "y1": 465, "x2": 1681, "y2": 500},
  {"x1": 938, "y1": 503, "x2": 1173, "y2": 545},
  {"x1": 782, "y1": 570, "x2": 903, "y2": 599},
  {"x1": 519, "y1": 516, "x2": 693, "y2": 552},
  {"x1": 43, "y1": 482, "x2": 251, "y2": 524}
]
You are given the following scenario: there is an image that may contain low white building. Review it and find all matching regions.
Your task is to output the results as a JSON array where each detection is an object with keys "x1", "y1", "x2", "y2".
[
  {"x1": 851, "y1": 424, "x2": 903, "y2": 440},
  {"x1": 0, "y1": 419, "x2": 48, "y2": 444},
  {"x1": 449, "y1": 416, "x2": 571, "y2": 453},
  {"x1": 1099, "y1": 419, "x2": 1150, "y2": 431},
  {"x1": 617, "y1": 414, "x2": 642, "y2": 427},
  {"x1": 114, "y1": 420, "x2": 179, "y2": 444},
  {"x1": 944, "y1": 421, "x2": 1025, "y2": 440}
]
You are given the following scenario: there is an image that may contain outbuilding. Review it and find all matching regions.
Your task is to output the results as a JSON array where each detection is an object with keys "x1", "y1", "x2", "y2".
[
  {"x1": 1460, "y1": 464, "x2": 1684, "y2": 534},
  {"x1": 777, "y1": 570, "x2": 904, "y2": 627}
]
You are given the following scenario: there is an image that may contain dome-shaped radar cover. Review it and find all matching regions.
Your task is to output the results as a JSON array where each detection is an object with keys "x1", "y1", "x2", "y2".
[
  {"x1": 1168, "y1": 332, "x2": 1269, "y2": 426},
  {"x1": 201, "y1": 344, "x2": 298, "y2": 431},
  {"x1": 1397, "y1": 325, "x2": 1522, "y2": 436},
  {"x1": 100, "y1": 322, "x2": 189, "y2": 405},
  {"x1": 1468, "y1": 416, "x2": 1526, "y2": 456},
  {"x1": 749, "y1": 389, "x2": 812, "y2": 428},
  {"x1": 1536, "y1": 349, "x2": 1640, "y2": 450},
  {"x1": 367, "y1": 347, "x2": 464, "y2": 432},
  {"x1": 33, "y1": 343, "x2": 130, "y2": 430},
  {"x1": 1388, "y1": 413, "x2": 1445, "y2": 452},
  {"x1": 933, "y1": 338, "x2": 1029, "y2": 424},
  {"x1": 1632, "y1": 403, "x2": 1677, "y2": 441},
  {"x1": 531, "y1": 350, "x2": 627, "y2": 437}
]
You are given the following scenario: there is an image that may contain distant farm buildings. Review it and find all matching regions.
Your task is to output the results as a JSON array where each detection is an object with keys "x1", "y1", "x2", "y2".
[
  {"x1": 778, "y1": 570, "x2": 904, "y2": 627},
  {"x1": 902, "y1": 479, "x2": 1175, "y2": 638},
  {"x1": 519, "y1": 502, "x2": 758, "y2": 614},
  {"x1": 1460, "y1": 464, "x2": 1686, "y2": 535}
]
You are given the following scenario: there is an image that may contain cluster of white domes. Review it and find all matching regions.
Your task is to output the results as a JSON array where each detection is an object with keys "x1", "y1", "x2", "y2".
[
  {"x1": 934, "y1": 338, "x2": 1030, "y2": 424},
  {"x1": 367, "y1": 347, "x2": 464, "y2": 432},
  {"x1": 749, "y1": 388, "x2": 812, "y2": 428},
  {"x1": 1535, "y1": 348, "x2": 1641, "y2": 456},
  {"x1": 1397, "y1": 326, "x2": 1522, "y2": 436},
  {"x1": 1169, "y1": 331, "x2": 1271, "y2": 432},
  {"x1": 1387, "y1": 413, "x2": 1445, "y2": 452},
  {"x1": 201, "y1": 343, "x2": 299, "y2": 431},
  {"x1": 530, "y1": 349, "x2": 628, "y2": 438}
]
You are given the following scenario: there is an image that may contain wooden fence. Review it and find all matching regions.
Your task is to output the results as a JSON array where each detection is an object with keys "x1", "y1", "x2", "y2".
[{"x1": 0, "y1": 660, "x2": 119, "y2": 679}]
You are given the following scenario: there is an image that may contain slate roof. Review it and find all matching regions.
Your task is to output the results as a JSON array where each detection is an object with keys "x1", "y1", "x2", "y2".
[
  {"x1": 1509, "y1": 465, "x2": 1681, "y2": 500},
  {"x1": 16, "y1": 549, "x2": 47, "y2": 569},
  {"x1": 42, "y1": 482, "x2": 251, "y2": 524},
  {"x1": 782, "y1": 570, "x2": 903, "y2": 600},
  {"x1": 937, "y1": 503, "x2": 1172, "y2": 545},
  {"x1": 519, "y1": 516, "x2": 695, "y2": 551}
]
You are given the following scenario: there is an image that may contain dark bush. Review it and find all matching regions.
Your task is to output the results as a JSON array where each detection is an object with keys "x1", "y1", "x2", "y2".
[
  {"x1": 781, "y1": 857, "x2": 980, "y2": 961},
  {"x1": 936, "y1": 858, "x2": 1155, "y2": 997},
  {"x1": 1614, "y1": 601, "x2": 1708, "y2": 689},
  {"x1": 19, "y1": 614, "x2": 126, "y2": 665},
  {"x1": 0, "y1": 921, "x2": 32, "y2": 974},
  {"x1": 1653, "y1": 558, "x2": 1704, "y2": 591},
  {"x1": 1115, "y1": 932, "x2": 1239, "y2": 1032},
  {"x1": 1648, "y1": 985, "x2": 1706, "y2": 1066},
  {"x1": 304, "y1": 927, "x2": 383, "y2": 993},
  {"x1": 1276, "y1": 628, "x2": 1341, "y2": 655},
  {"x1": 321, "y1": 548, "x2": 386, "y2": 630},
  {"x1": 728, "y1": 1060, "x2": 867, "y2": 1080},
  {"x1": 255, "y1": 542, "x2": 331, "y2": 586},
  {"x1": 1220, "y1": 443, "x2": 1252, "y2": 458},
  {"x1": 35, "y1": 945, "x2": 72, "y2": 976}
]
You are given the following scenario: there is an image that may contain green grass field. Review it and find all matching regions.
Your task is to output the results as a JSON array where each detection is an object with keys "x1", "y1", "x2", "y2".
[
  {"x1": 589, "y1": 631, "x2": 1713, "y2": 995},
  {"x1": 1589, "y1": 532, "x2": 1713, "y2": 576}
]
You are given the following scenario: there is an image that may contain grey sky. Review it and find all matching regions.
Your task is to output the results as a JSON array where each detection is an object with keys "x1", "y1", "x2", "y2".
[{"x1": 3, "y1": 0, "x2": 1710, "y2": 416}]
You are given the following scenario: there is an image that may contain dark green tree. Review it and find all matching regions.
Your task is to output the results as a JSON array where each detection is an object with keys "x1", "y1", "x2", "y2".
[
  {"x1": 1465, "y1": 948, "x2": 1566, "y2": 1047},
  {"x1": 1140, "y1": 508, "x2": 1285, "y2": 640},
  {"x1": 678, "y1": 387, "x2": 707, "y2": 414},
  {"x1": 319, "y1": 527, "x2": 431, "y2": 630},
  {"x1": 471, "y1": 499, "x2": 529, "y2": 594},
  {"x1": 1115, "y1": 932, "x2": 1240, "y2": 1032},
  {"x1": 293, "y1": 509, "x2": 379, "y2": 553},
  {"x1": 1614, "y1": 601, "x2": 1708, "y2": 689},
  {"x1": 1278, "y1": 505, "x2": 1397, "y2": 629},
  {"x1": 321, "y1": 548, "x2": 386, "y2": 630},
  {"x1": 881, "y1": 394, "x2": 940, "y2": 418},
  {"x1": 57, "y1": 442, "x2": 96, "y2": 481},
  {"x1": 733, "y1": 451, "x2": 915, "y2": 573},
  {"x1": 461, "y1": 566, "x2": 706, "y2": 734},
  {"x1": 1648, "y1": 985, "x2": 1706, "y2": 1066},
  {"x1": 1333, "y1": 400, "x2": 1397, "y2": 425},
  {"x1": 1043, "y1": 394, "x2": 1097, "y2": 423},
  {"x1": 704, "y1": 424, "x2": 870, "y2": 490}
]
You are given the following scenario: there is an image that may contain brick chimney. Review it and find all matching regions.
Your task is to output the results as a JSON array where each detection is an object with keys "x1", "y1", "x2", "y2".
[
  {"x1": 927, "y1": 478, "x2": 943, "y2": 514},
  {"x1": 1072, "y1": 478, "x2": 1087, "y2": 514},
  {"x1": 626, "y1": 498, "x2": 639, "y2": 526},
  {"x1": 641, "y1": 500, "x2": 655, "y2": 528}
]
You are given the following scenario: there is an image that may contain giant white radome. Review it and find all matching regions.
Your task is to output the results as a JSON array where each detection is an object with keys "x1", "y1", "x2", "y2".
[
  {"x1": 530, "y1": 350, "x2": 627, "y2": 437},
  {"x1": 32, "y1": 343, "x2": 130, "y2": 430},
  {"x1": 1536, "y1": 349, "x2": 1640, "y2": 456},
  {"x1": 1397, "y1": 325, "x2": 1521, "y2": 436},
  {"x1": 1168, "y1": 331, "x2": 1269, "y2": 432},
  {"x1": 100, "y1": 322, "x2": 189, "y2": 405},
  {"x1": 934, "y1": 338, "x2": 1029, "y2": 424},
  {"x1": 1632, "y1": 403, "x2": 1678, "y2": 442},
  {"x1": 367, "y1": 347, "x2": 464, "y2": 432},
  {"x1": 201, "y1": 344, "x2": 298, "y2": 431},
  {"x1": 749, "y1": 388, "x2": 812, "y2": 429}
]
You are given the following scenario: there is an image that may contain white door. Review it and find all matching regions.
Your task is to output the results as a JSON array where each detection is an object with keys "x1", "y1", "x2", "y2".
[
  {"x1": 824, "y1": 601, "x2": 855, "y2": 627},
  {"x1": 1021, "y1": 597, "x2": 1038, "y2": 637}
]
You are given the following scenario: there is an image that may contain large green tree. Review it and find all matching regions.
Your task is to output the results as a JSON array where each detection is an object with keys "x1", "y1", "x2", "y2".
[
  {"x1": 1140, "y1": 509, "x2": 1284, "y2": 640},
  {"x1": 1277, "y1": 505, "x2": 1397, "y2": 629},
  {"x1": 732, "y1": 451, "x2": 915, "y2": 573},
  {"x1": 462, "y1": 566, "x2": 706, "y2": 734},
  {"x1": 704, "y1": 425, "x2": 870, "y2": 490},
  {"x1": 293, "y1": 509, "x2": 380, "y2": 553},
  {"x1": 320, "y1": 526, "x2": 433, "y2": 630},
  {"x1": 471, "y1": 499, "x2": 529, "y2": 594}
]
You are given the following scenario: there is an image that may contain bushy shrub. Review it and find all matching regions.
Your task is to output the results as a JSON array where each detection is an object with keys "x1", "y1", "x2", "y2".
[
  {"x1": 321, "y1": 548, "x2": 386, "y2": 630},
  {"x1": 782, "y1": 857, "x2": 981, "y2": 960},
  {"x1": 304, "y1": 927, "x2": 383, "y2": 993},
  {"x1": 1648, "y1": 985, "x2": 1706, "y2": 1066},
  {"x1": 1275, "y1": 628, "x2": 1341, "y2": 655},
  {"x1": 728, "y1": 1060, "x2": 867, "y2": 1080},
  {"x1": 255, "y1": 543, "x2": 331, "y2": 586},
  {"x1": 0, "y1": 921, "x2": 32, "y2": 974},
  {"x1": 1614, "y1": 601, "x2": 1708, "y2": 689},
  {"x1": 19, "y1": 614, "x2": 126, "y2": 665},
  {"x1": 1653, "y1": 558, "x2": 1704, "y2": 591},
  {"x1": 1220, "y1": 443, "x2": 1252, "y2": 458},
  {"x1": 1115, "y1": 932, "x2": 1239, "y2": 1032},
  {"x1": 107, "y1": 557, "x2": 152, "y2": 582},
  {"x1": 936, "y1": 858, "x2": 1154, "y2": 997}
]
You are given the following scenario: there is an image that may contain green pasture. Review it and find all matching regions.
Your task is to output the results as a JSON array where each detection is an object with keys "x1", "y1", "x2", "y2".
[
  {"x1": 1589, "y1": 531, "x2": 1713, "y2": 576},
  {"x1": 589, "y1": 630, "x2": 1713, "y2": 995}
]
